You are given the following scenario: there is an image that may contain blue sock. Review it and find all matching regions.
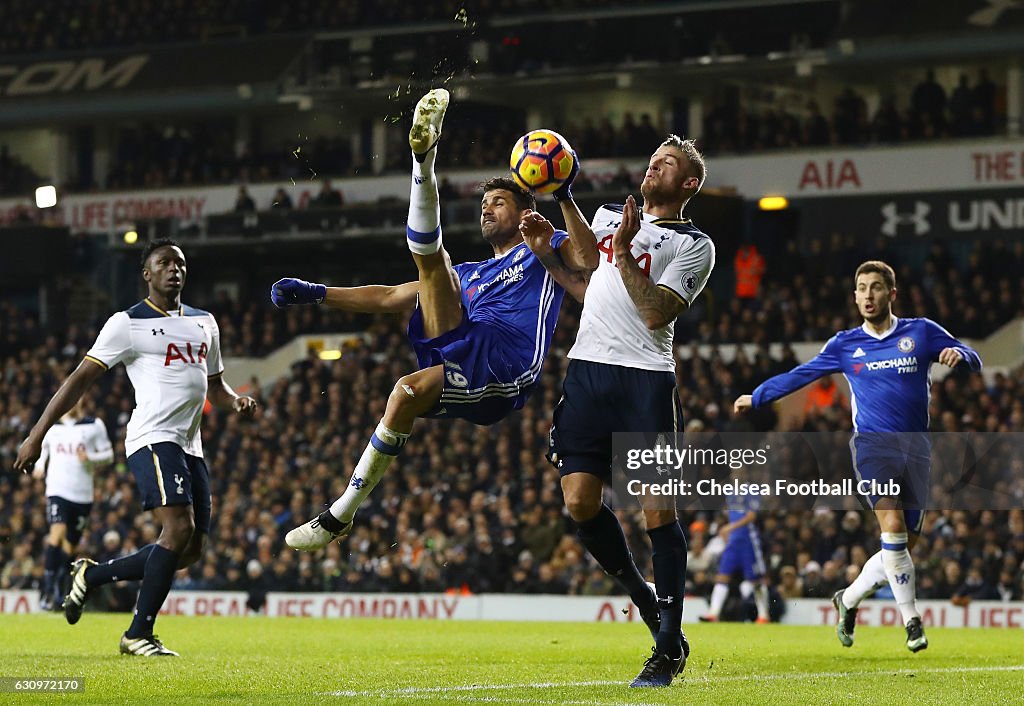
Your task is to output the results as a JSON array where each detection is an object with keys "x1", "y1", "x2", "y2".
[
  {"x1": 125, "y1": 545, "x2": 180, "y2": 639},
  {"x1": 648, "y1": 522, "x2": 687, "y2": 658},
  {"x1": 85, "y1": 545, "x2": 155, "y2": 586},
  {"x1": 576, "y1": 505, "x2": 652, "y2": 606}
]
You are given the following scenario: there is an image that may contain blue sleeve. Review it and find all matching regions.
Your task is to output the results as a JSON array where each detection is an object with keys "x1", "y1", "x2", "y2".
[
  {"x1": 924, "y1": 319, "x2": 982, "y2": 372},
  {"x1": 752, "y1": 336, "x2": 843, "y2": 407}
]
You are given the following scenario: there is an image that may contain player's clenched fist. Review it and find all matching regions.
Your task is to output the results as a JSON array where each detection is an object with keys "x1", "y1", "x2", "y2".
[{"x1": 270, "y1": 277, "x2": 326, "y2": 308}]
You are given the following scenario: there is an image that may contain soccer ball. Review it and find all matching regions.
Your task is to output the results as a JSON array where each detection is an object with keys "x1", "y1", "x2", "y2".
[{"x1": 509, "y1": 129, "x2": 575, "y2": 195}]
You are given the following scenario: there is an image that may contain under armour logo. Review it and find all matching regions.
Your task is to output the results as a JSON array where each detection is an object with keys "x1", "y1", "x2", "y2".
[
  {"x1": 350, "y1": 477, "x2": 367, "y2": 489},
  {"x1": 895, "y1": 573, "x2": 910, "y2": 585},
  {"x1": 152, "y1": 328, "x2": 165, "y2": 335},
  {"x1": 173, "y1": 474, "x2": 185, "y2": 495},
  {"x1": 881, "y1": 201, "x2": 930, "y2": 237},
  {"x1": 969, "y1": 0, "x2": 1021, "y2": 27}
]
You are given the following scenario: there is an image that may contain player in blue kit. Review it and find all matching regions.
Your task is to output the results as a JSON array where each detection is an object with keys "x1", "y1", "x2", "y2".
[
  {"x1": 700, "y1": 490, "x2": 770, "y2": 623},
  {"x1": 273, "y1": 89, "x2": 587, "y2": 551},
  {"x1": 735, "y1": 260, "x2": 982, "y2": 652}
]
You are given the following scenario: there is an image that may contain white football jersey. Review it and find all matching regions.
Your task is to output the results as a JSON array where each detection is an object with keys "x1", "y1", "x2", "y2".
[
  {"x1": 86, "y1": 299, "x2": 223, "y2": 457},
  {"x1": 567, "y1": 204, "x2": 715, "y2": 372},
  {"x1": 38, "y1": 416, "x2": 113, "y2": 504}
]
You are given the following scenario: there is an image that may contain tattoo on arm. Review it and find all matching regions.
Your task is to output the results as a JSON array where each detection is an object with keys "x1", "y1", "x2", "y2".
[
  {"x1": 615, "y1": 255, "x2": 684, "y2": 328},
  {"x1": 538, "y1": 251, "x2": 589, "y2": 302}
]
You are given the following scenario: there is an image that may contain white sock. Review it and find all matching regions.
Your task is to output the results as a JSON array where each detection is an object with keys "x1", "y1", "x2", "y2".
[
  {"x1": 842, "y1": 550, "x2": 888, "y2": 609},
  {"x1": 753, "y1": 584, "x2": 770, "y2": 620},
  {"x1": 708, "y1": 582, "x2": 729, "y2": 617},
  {"x1": 329, "y1": 422, "x2": 409, "y2": 523},
  {"x1": 739, "y1": 580, "x2": 754, "y2": 599},
  {"x1": 880, "y1": 532, "x2": 920, "y2": 623},
  {"x1": 406, "y1": 151, "x2": 441, "y2": 255}
]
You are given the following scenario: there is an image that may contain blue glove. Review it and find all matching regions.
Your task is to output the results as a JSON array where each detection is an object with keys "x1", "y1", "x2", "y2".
[
  {"x1": 551, "y1": 149, "x2": 580, "y2": 203},
  {"x1": 270, "y1": 277, "x2": 326, "y2": 308}
]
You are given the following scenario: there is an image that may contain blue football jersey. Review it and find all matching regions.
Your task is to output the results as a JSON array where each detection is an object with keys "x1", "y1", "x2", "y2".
[
  {"x1": 453, "y1": 231, "x2": 568, "y2": 369},
  {"x1": 726, "y1": 492, "x2": 761, "y2": 545},
  {"x1": 752, "y1": 317, "x2": 982, "y2": 432}
]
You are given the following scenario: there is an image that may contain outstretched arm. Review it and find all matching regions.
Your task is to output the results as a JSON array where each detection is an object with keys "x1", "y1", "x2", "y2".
[
  {"x1": 557, "y1": 199, "x2": 600, "y2": 272},
  {"x1": 323, "y1": 282, "x2": 419, "y2": 314},
  {"x1": 14, "y1": 359, "x2": 105, "y2": 472},
  {"x1": 735, "y1": 339, "x2": 843, "y2": 413},
  {"x1": 520, "y1": 211, "x2": 588, "y2": 302},
  {"x1": 272, "y1": 278, "x2": 419, "y2": 314}
]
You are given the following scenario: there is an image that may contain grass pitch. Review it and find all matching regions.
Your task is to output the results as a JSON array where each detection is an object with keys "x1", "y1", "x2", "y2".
[{"x1": 1, "y1": 613, "x2": 1022, "y2": 704}]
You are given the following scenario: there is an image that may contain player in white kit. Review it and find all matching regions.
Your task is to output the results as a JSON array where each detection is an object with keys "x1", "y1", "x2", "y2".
[
  {"x1": 33, "y1": 397, "x2": 113, "y2": 611},
  {"x1": 14, "y1": 239, "x2": 256, "y2": 656},
  {"x1": 521, "y1": 135, "x2": 715, "y2": 687}
]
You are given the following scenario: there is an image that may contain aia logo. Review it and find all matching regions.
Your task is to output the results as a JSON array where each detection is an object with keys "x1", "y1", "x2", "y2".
[{"x1": 164, "y1": 342, "x2": 208, "y2": 367}]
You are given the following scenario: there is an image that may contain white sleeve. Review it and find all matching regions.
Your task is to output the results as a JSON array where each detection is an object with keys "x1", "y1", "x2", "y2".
[
  {"x1": 86, "y1": 312, "x2": 132, "y2": 370},
  {"x1": 657, "y1": 237, "x2": 716, "y2": 306},
  {"x1": 87, "y1": 419, "x2": 114, "y2": 464},
  {"x1": 206, "y1": 316, "x2": 225, "y2": 377}
]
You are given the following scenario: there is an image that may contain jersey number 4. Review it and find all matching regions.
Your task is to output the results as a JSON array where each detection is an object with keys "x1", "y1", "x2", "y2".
[{"x1": 597, "y1": 235, "x2": 652, "y2": 277}]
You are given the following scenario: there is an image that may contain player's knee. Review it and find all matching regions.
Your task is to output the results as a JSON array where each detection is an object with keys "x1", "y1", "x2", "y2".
[
  {"x1": 48, "y1": 524, "x2": 67, "y2": 544},
  {"x1": 388, "y1": 377, "x2": 419, "y2": 411},
  {"x1": 563, "y1": 490, "x2": 601, "y2": 523},
  {"x1": 643, "y1": 508, "x2": 677, "y2": 530},
  {"x1": 159, "y1": 516, "x2": 196, "y2": 553}
]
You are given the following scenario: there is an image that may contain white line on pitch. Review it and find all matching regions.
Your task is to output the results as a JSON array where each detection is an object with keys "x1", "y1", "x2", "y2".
[{"x1": 324, "y1": 664, "x2": 1024, "y2": 699}]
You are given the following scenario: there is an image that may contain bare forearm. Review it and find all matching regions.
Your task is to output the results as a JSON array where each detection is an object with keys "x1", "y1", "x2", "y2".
[
  {"x1": 558, "y1": 200, "x2": 600, "y2": 271},
  {"x1": 614, "y1": 250, "x2": 683, "y2": 329},
  {"x1": 537, "y1": 251, "x2": 588, "y2": 303},
  {"x1": 207, "y1": 375, "x2": 239, "y2": 411},
  {"x1": 323, "y1": 284, "x2": 417, "y2": 314},
  {"x1": 28, "y1": 366, "x2": 100, "y2": 441}
]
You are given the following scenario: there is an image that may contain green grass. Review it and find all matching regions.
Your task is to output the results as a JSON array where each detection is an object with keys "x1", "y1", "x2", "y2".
[{"x1": 1, "y1": 613, "x2": 1022, "y2": 704}]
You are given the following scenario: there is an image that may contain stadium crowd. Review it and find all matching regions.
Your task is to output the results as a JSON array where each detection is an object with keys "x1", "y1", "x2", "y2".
[{"x1": 2, "y1": 232, "x2": 1023, "y2": 615}]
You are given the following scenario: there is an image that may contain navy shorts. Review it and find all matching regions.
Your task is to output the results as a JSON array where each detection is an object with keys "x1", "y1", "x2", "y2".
[
  {"x1": 850, "y1": 433, "x2": 929, "y2": 534},
  {"x1": 128, "y1": 442, "x2": 212, "y2": 534},
  {"x1": 548, "y1": 359, "x2": 684, "y2": 483},
  {"x1": 47, "y1": 496, "x2": 92, "y2": 545},
  {"x1": 408, "y1": 308, "x2": 535, "y2": 426},
  {"x1": 717, "y1": 538, "x2": 766, "y2": 581}
]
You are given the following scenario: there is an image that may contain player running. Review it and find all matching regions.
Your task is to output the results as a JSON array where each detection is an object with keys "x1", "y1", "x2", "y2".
[
  {"x1": 32, "y1": 396, "x2": 113, "y2": 611},
  {"x1": 735, "y1": 260, "x2": 982, "y2": 653},
  {"x1": 14, "y1": 239, "x2": 257, "y2": 656},
  {"x1": 700, "y1": 489, "x2": 770, "y2": 624},
  {"x1": 273, "y1": 89, "x2": 586, "y2": 551},
  {"x1": 522, "y1": 135, "x2": 715, "y2": 687}
]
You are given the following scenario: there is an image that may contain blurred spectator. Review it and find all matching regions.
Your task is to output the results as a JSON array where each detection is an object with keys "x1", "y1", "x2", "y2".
[
  {"x1": 271, "y1": 187, "x2": 294, "y2": 211},
  {"x1": 234, "y1": 186, "x2": 256, "y2": 213},
  {"x1": 734, "y1": 243, "x2": 766, "y2": 302},
  {"x1": 310, "y1": 180, "x2": 343, "y2": 208}
]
